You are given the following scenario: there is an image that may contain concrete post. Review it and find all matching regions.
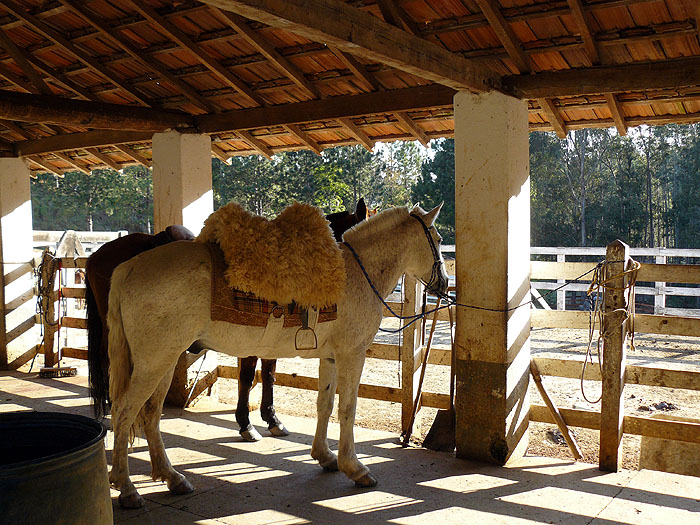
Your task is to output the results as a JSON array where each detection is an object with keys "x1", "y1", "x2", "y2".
[
  {"x1": 152, "y1": 131, "x2": 214, "y2": 406},
  {"x1": 453, "y1": 90, "x2": 531, "y2": 464},
  {"x1": 0, "y1": 158, "x2": 37, "y2": 369}
]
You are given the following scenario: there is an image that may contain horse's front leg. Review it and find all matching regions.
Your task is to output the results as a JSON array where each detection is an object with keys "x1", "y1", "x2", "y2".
[
  {"x1": 311, "y1": 356, "x2": 338, "y2": 471},
  {"x1": 236, "y1": 356, "x2": 262, "y2": 441},
  {"x1": 260, "y1": 358, "x2": 289, "y2": 436},
  {"x1": 336, "y1": 350, "x2": 377, "y2": 487}
]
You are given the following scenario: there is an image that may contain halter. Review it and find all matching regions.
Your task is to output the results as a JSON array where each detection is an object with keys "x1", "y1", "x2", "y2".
[{"x1": 343, "y1": 212, "x2": 447, "y2": 305}]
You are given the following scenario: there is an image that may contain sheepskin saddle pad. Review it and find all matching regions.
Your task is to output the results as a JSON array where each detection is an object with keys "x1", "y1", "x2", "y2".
[
  {"x1": 197, "y1": 201, "x2": 346, "y2": 309},
  {"x1": 206, "y1": 243, "x2": 338, "y2": 327}
]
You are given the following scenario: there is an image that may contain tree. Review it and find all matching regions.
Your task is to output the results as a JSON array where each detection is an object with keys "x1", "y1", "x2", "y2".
[{"x1": 412, "y1": 138, "x2": 455, "y2": 243}]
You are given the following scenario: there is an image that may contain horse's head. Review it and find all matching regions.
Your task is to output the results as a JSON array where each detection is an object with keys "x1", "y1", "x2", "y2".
[{"x1": 406, "y1": 203, "x2": 449, "y2": 297}]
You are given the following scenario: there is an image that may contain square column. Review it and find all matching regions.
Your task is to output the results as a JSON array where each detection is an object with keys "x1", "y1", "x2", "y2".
[
  {"x1": 152, "y1": 131, "x2": 213, "y2": 235},
  {"x1": 0, "y1": 158, "x2": 36, "y2": 369},
  {"x1": 152, "y1": 131, "x2": 214, "y2": 405},
  {"x1": 453, "y1": 90, "x2": 531, "y2": 464}
]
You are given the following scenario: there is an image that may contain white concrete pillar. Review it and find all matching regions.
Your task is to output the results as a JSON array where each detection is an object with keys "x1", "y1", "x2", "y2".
[
  {"x1": 152, "y1": 131, "x2": 213, "y2": 235},
  {"x1": 152, "y1": 131, "x2": 214, "y2": 406},
  {"x1": 453, "y1": 90, "x2": 531, "y2": 464},
  {"x1": 0, "y1": 158, "x2": 36, "y2": 369}
]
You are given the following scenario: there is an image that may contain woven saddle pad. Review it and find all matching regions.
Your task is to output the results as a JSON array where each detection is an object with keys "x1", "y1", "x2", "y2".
[{"x1": 207, "y1": 243, "x2": 337, "y2": 328}]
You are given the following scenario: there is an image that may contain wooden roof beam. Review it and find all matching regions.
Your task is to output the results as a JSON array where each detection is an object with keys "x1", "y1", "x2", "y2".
[
  {"x1": 125, "y1": 0, "x2": 265, "y2": 108},
  {"x1": 338, "y1": 117, "x2": 374, "y2": 151},
  {"x1": 16, "y1": 131, "x2": 154, "y2": 157},
  {"x1": 211, "y1": 144, "x2": 231, "y2": 163},
  {"x1": 2, "y1": 0, "x2": 151, "y2": 106},
  {"x1": 538, "y1": 98, "x2": 567, "y2": 139},
  {"x1": 59, "y1": 0, "x2": 215, "y2": 113},
  {"x1": 329, "y1": 48, "x2": 382, "y2": 92},
  {"x1": 394, "y1": 112, "x2": 430, "y2": 147},
  {"x1": 212, "y1": 9, "x2": 321, "y2": 100},
  {"x1": 283, "y1": 124, "x2": 323, "y2": 155},
  {"x1": 28, "y1": 156, "x2": 63, "y2": 177},
  {"x1": 474, "y1": 0, "x2": 531, "y2": 74},
  {"x1": 236, "y1": 130, "x2": 273, "y2": 158},
  {"x1": 0, "y1": 89, "x2": 194, "y2": 131},
  {"x1": 503, "y1": 57, "x2": 700, "y2": 98},
  {"x1": 198, "y1": 0, "x2": 500, "y2": 93},
  {"x1": 114, "y1": 144, "x2": 151, "y2": 168}
]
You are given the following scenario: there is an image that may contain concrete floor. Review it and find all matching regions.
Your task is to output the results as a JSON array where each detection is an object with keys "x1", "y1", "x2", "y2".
[{"x1": 2, "y1": 371, "x2": 699, "y2": 524}]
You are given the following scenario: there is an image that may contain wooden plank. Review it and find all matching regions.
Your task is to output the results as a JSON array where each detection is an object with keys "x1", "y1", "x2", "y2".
[
  {"x1": 87, "y1": 148, "x2": 121, "y2": 171},
  {"x1": 329, "y1": 48, "x2": 382, "y2": 92},
  {"x1": 0, "y1": 27, "x2": 51, "y2": 95},
  {"x1": 530, "y1": 261, "x2": 596, "y2": 280},
  {"x1": 538, "y1": 97, "x2": 567, "y2": 138},
  {"x1": 61, "y1": 316, "x2": 87, "y2": 330},
  {"x1": 61, "y1": 346, "x2": 88, "y2": 360},
  {"x1": 400, "y1": 276, "x2": 424, "y2": 436},
  {"x1": 58, "y1": 257, "x2": 88, "y2": 269},
  {"x1": 115, "y1": 144, "x2": 152, "y2": 168},
  {"x1": 421, "y1": 391, "x2": 450, "y2": 410},
  {"x1": 605, "y1": 93, "x2": 628, "y2": 136},
  {"x1": 283, "y1": 124, "x2": 323, "y2": 155},
  {"x1": 367, "y1": 342, "x2": 399, "y2": 361},
  {"x1": 635, "y1": 314, "x2": 700, "y2": 337},
  {"x1": 186, "y1": 368, "x2": 219, "y2": 405},
  {"x1": 394, "y1": 112, "x2": 429, "y2": 146},
  {"x1": 637, "y1": 263, "x2": 700, "y2": 284},
  {"x1": 53, "y1": 152, "x2": 89, "y2": 174},
  {"x1": 60, "y1": 287, "x2": 85, "y2": 299},
  {"x1": 530, "y1": 404, "x2": 600, "y2": 430},
  {"x1": 236, "y1": 130, "x2": 273, "y2": 158},
  {"x1": 3, "y1": 261, "x2": 32, "y2": 286},
  {"x1": 531, "y1": 309, "x2": 590, "y2": 329},
  {"x1": 16, "y1": 131, "x2": 154, "y2": 156},
  {"x1": 600, "y1": 240, "x2": 629, "y2": 472},
  {"x1": 199, "y1": 0, "x2": 500, "y2": 92},
  {"x1": 338, "y1": 117, "x2": 374, "y2": 151},
  {"x1": 504, "y1": 57, "x2": 700, "y2": 98},
  {"x1": 474, "y1": 0, "x2": 531, "y2": 73}
]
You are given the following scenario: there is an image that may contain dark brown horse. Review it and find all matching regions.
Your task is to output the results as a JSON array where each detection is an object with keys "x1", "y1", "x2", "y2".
[{"x1": 86, "y1": 199, "x2": 370, "y2": 440}]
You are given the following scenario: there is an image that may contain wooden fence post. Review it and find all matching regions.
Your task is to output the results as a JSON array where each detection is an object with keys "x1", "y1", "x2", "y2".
[
  {"x1": 401, "y1": 275, "x2": 424, "y2": 438},
  {"x1": 39, "y1": 250, "x2": 59, "y2": 368},
  {"x1": 654, "y1": 249, "x2": 666, "y2": 315},
  {"x1": 600, "y1": 239, "x2": 630, "y2": 472},
  {"x1": 556, "y1": 253, "x2": 565, "y2": 310}
]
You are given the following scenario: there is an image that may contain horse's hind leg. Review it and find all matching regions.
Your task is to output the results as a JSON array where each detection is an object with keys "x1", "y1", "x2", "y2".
[
  {"x1": 141, "y1": 363, "x2": 194, "y2": 496},
  {"x1": 110, "y1": 366, "x2": 174, "y2": 509},
  {"x1": 311, "y1": 357, "x2": 338, "y2": 471},
  {"x1": 260, "y1": 359, "x2": 289, "y2": 436},
  {"x1": 236, "y1": 356, "x2": 262, "y2": 442}
]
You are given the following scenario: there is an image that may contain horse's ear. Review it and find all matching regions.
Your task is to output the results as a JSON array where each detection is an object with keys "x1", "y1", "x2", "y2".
[
  {"x1": 355, "y1": 198, "x2": 367, "y2": 219},
  {"x1": 410, "y1": 203, "x2": 421, "y2": 214},
  {"x1": 423, "y1": 202, "x2": 443, "y2": 225}
]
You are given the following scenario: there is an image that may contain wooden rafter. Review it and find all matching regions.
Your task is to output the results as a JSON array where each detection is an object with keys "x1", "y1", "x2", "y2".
[
  {"x1": 0, "y1": 119, "x2": 33, "y2": 140},
  {"x1": 23, "y1": 54, "x2": 98, "y2": 102},
  {"x1": 338, "y1": 117, "x2": 374, "y2": 151},
  {"x1": 54, "y1": 151, "x2": 89, "y2": 174},
  {"x1": 566, "y1": 0, "x2": 626, "y2": 136},
  {"x1": 2, "y1": 0, "x2": 151, "y2": 106},
  {"x1": 211, "y1": 144, "x2": 231, "y2": 163},
  {"x1": 538, "y1": 98, "x2": 567, "y2": 139},
  {"x1": 236, "y1": 130, "x2": 273, "y2": 158},
  {"x1": 28, "y1": 155, "x2": 63, "y2": 177},
  {"x1": 59, "y1": 0, "x2": 215, "y2": 113},
  {"x1": 87, "y1": 148, "x2": 121, "y2": 171},
  {"x1": 329, "y1": 48, "x2": 382, "y2": 92},
  {"x1": 503, "y1": 57, "x2": 700, "y2": 98},
  {"x1": 394, "y1": 112, "x2": 430, "y2": 146},
  {"x1": 198, "y1": 0, "x2": 500, "y2": 92},
  {"x1": 283, "y1": 124, "x2": 322, "y2": 155},
  {"x1": 0, "y1": 63, "x2": 34, "y2": 93},
  {"x1": 0, "y1": 28, "x2": 51, "y2": 95},
  {"x1": 125, "y1": 0, "x2": 264, "y2": 108},
  {"x1": 212, "y1": 9, "x2": 321, "y2": 100},
  {"x1": 114, "y1": 144, "x2": 151, "y2": 168}
]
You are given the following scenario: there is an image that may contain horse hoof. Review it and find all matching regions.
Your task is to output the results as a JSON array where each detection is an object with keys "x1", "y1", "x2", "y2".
[
  {"x1": 269, "y1": 423, "x2": 289, "y2": 437},
  {"x1": 240, "y1": 425, "x2": 263, "y2": 442},
  {"x1": 169, "y1": 478, "x2": 194, "y2": 495},
  {"x1": 354, "y1": 473, "x2": 378, "y2": 488},
  {"x1": 118, "y1": 492, "x2": 145, "y2": 509},
  {"x1": 321, "y1": 458, "x2": 338, "y2": 472}
]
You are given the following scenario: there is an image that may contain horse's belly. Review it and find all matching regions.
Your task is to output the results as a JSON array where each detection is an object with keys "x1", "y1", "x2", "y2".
[{"x1": 203, "y1": 321, "x2": 336, "y2": 360}]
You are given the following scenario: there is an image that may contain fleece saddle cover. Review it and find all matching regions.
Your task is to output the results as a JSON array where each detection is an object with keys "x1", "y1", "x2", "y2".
[
  {"x1": 207, "y1": 243, "x2": 338, "y2": 328},
  {"x1": 196, "y1": 201, "x2": 345, "y2": 309}
]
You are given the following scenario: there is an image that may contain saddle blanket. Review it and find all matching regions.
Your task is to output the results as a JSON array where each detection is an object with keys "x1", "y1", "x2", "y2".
[{"x1": 208, "y1": 243, "x2": 337, "y2": 328}]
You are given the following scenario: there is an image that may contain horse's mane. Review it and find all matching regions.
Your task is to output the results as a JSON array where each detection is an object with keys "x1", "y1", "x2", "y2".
[{"x1": 342, "y1": 206, "x2": 410, "y2": 244}]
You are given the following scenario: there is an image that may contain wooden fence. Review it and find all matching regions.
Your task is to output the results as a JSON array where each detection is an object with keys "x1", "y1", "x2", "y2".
[{"x1": 31, "y1": 242, "x2": 700, "y2": 471}]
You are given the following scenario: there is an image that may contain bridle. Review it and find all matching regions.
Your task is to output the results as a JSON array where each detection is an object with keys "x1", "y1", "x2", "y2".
[{"x1": 408, "y1": 214, "x2": 448, "y2": 296}]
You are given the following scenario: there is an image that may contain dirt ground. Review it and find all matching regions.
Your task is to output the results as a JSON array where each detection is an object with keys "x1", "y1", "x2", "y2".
[{"x1": 215, "y1": 325, "x2": 700, "y2": 471}]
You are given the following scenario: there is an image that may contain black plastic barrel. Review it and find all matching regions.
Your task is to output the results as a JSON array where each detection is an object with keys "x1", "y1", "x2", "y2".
[{"x1": 0, "y1": 412, "x2": 113, "y2": 524}]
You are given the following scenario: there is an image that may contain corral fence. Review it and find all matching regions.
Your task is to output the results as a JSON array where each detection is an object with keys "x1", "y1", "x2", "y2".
[{"x1": 22, "y1": 233, "x2": 700, "y2": 471}]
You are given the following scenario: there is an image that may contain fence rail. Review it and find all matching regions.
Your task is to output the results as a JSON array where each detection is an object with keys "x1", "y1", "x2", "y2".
[{"x1": 27, "y1": 241, "x2": 700, "y2": 469}]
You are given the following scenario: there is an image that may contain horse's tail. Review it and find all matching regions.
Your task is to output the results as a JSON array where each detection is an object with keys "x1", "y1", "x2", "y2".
[
  {"x1": 86, "y1": 275, "x2": 109, "y2": 419},
  {"x1": 107, "y1": 266, "x2": 133, "y2": 425}
]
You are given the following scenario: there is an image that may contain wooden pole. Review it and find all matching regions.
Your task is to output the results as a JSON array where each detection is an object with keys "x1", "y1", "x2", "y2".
[
  {"x1": 400, "y1": 275, "x2": 424, "y2": 437},
  {"x1": 40, "y1": 250, "x2": 59, "y2": 368},
  {"x1": 599, "y1": 239, "x2": 630, "y2": 472}
]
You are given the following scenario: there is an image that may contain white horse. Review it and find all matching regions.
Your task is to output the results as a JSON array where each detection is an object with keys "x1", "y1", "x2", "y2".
[{"x1": 103, "y1": 204, "x2": 448, "y2": 508}]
